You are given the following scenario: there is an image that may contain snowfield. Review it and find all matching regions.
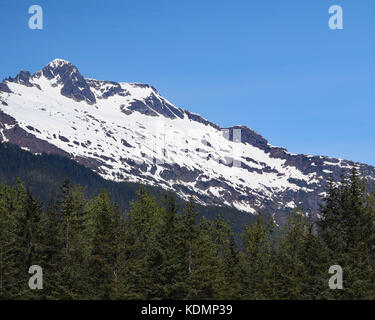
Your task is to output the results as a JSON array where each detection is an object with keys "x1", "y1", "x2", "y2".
[{"x1": 1, "y1": 59, "x2": 374, "y2": 217}]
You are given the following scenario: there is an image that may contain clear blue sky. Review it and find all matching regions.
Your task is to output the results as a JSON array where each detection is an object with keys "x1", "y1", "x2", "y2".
[{"x1": 1, "y1": 0, "x2": 374, "y2": 165}]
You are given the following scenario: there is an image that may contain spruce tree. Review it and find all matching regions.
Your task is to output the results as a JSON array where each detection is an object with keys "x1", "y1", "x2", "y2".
[
  {"x1": 239, "y1": 214, "x2": 274, "y2": 299},
  {"x1": 57, "y1": 179, "x2": 88, "y2": 299},
  {"x1": 156, "y1": 192, "x2": 186, "y2": 299},
  {"x1": 120, "y1": 186, "x2": 164, "y2": 299},
  {"x1": 87, "y1": 190, "x2": 124, "y2": 299}
]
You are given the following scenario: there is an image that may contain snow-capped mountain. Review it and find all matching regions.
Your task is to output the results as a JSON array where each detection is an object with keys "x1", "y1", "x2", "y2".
[{"x1": 1, "y1": 59, "x2": 374, "y2": 219}]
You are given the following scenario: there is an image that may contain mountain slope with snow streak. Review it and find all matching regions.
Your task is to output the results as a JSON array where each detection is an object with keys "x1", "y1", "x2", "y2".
[{"x1": 1, "y1": 59, "x2": 374, "y2": 220}]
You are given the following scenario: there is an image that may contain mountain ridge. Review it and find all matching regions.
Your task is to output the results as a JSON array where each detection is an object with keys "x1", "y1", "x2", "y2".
[{"x1": 1, "y1": 59, "x2": 374, "y2": 222}]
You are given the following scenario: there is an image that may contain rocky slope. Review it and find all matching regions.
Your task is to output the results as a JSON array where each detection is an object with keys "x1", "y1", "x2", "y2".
[{"x1": 1, "y1": 59, "x2": 374, "y2": 221}]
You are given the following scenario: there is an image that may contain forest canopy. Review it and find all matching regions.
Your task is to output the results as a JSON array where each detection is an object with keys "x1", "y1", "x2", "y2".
[{"x1": 1, "y1": 168, "x2": 375, "y2": 300}]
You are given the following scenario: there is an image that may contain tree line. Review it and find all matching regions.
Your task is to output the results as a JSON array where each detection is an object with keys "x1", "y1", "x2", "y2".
[{"x1": 0, "y1": 168, "x2": 375, "y2": 300}]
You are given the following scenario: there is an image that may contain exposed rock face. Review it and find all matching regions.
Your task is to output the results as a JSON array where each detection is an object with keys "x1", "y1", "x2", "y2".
[
  {"x1": 127, "y1": 89, "x2": 185, "y2": 119},
  {"x1": 185, "y1": 110, "x2": 220, "y2": 129},
  {"x1": 0, "y1": 110, "x2": 70, "y2": 157},
  {"x1": 34, "y1": 59, "x2": 96, "y2": 104},
  {"x1": 1, "y1": 59, "x2": 374, "y2": 223},
  {"x1": 85, "y1": 79, "x2": 130, "y2": 99},
  {"x1": 0, "y1": 82, "x2": 13, "y2": 93},
  {"x1": 8, "y1": 70, "x2": 36, "y2": 87}
]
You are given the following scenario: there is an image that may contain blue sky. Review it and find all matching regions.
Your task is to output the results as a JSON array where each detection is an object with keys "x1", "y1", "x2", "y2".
[{"x1": 1, "y1": 0, "x2": 374, "y2": 165}]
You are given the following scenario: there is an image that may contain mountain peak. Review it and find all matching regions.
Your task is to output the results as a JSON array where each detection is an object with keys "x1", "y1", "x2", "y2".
[
  {"x1": 46, "y1": 58, "x2": 73, "y2": 68},
  {"x1": 1, "y1": 59, "x2": 374, "y2": 218},
  {"x1": 40, "y1": 58, "x2": 78, "y2": 80},
  {"x1": 37, "y1": 59, "x2": 96, "y2": 105},
  {"x1": 50, "y1": 58, "x2": 71, "y2": 64}
]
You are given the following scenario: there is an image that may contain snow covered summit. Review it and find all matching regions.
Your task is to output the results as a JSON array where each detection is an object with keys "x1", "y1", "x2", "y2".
[{"x1": 1, "y1": 59, "x2": 374, "y2": 221}]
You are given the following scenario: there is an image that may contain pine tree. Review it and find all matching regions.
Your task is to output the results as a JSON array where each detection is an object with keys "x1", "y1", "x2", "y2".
[
  {"x1": 120, "y1": 186, "x2": 164, "y2": 299},
  {"x1": 273, "y1": 210, "x2": 330, "y2": 299},
  {"x1": 239, "y1": 214, "x2": 274, "y2": 299},
  {"x1": 87, "y1": 190, "x2": 124, "y2": 299},
  {"x1": 38, "y1": 191, "x2": 65, "y2": 299},
  {"x1": 0, "y1": 182, "x2": 21, "y2": 299},
  {"x1": 184, "y1": 198, "x2": 198, "y2": 278},
  {"x1": 156, "y1": 192, "x2": 187, "y2": 299},
  {"x1": 318, "y1": 168, "x2": 375, "y2": 299},
  {"x1": 212, "y1": 214, "x2": 240, "y2": 299},
  {"x1": 0, "y1": 180, "x2": 45, "y2": 299},
  {"x1": 57, "y1": 179, "x2": 88, "y2": 299}
]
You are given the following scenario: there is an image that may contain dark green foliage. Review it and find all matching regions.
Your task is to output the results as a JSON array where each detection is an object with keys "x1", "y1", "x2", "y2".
[
  {"x1": 0, "y1": 167, "x2": 375, "y2": 299},
  {"x1": 86, "y1": 190, "x2": 124, "y2": 299},
  {"x1": 318, "y1": 169, "x2": 375, "y2": 299},
  {"x1": 238, "y1": 215, "x2": 276, "y2": 299},
  {"x1": 0, "y1": 142, "x2": 257, "y2": 240}
]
